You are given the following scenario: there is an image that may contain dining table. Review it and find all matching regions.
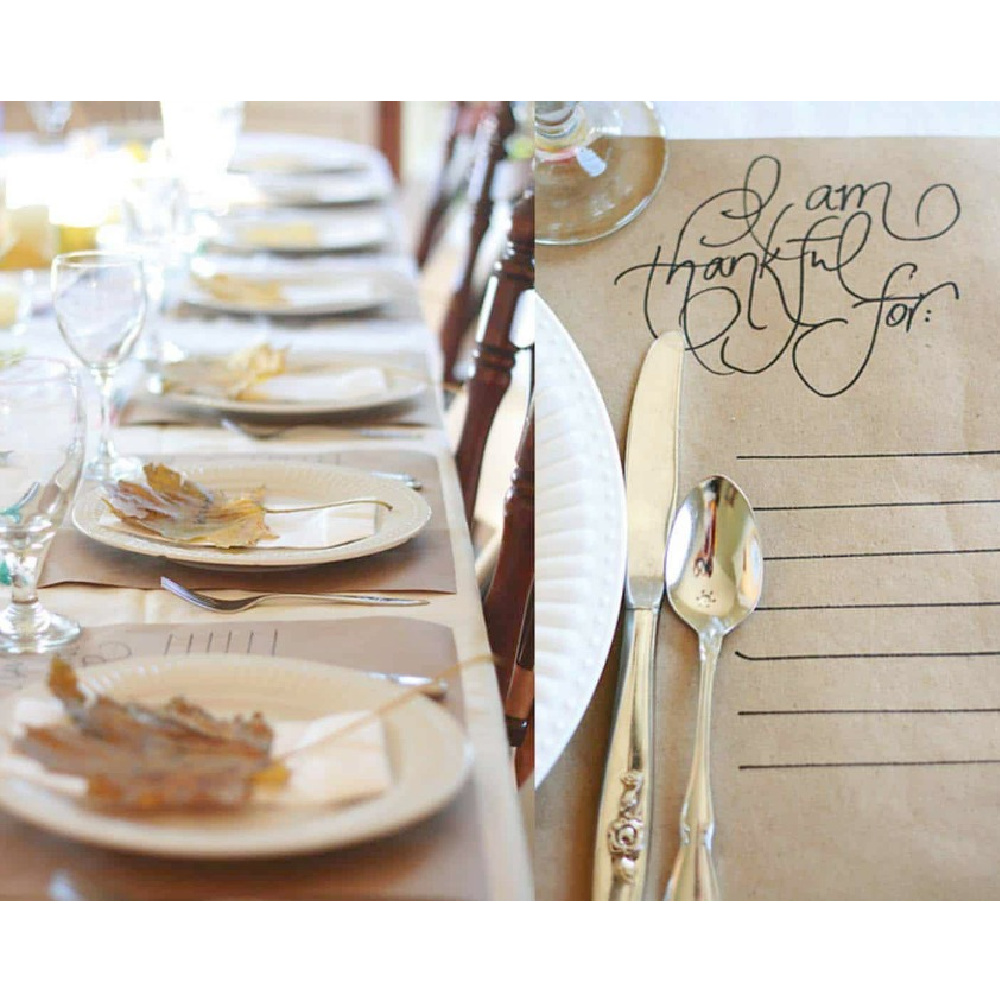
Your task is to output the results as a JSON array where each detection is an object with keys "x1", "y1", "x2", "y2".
[
  {"x1": 535, "y1": 101, "x2": 1000, "y2": 901},
  {"x1": 0, "y1": 125, "x2": 532, "y2": 900}
]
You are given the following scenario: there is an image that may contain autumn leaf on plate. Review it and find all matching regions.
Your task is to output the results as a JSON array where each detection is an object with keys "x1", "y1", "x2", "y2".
[
  {"x1": 103, "y1": 463, "x2": 278, "y2": 548},
  {"x1": 160, "y1": 341, "x2": 288, "y2": 400}
]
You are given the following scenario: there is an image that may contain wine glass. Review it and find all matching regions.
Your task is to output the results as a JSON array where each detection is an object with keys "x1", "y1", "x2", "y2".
[
  {"x1": 27, "y1": 101, "x2": 73, "y2": 142},
  {"x1": 0, "y1": 357, "x2": 85, "y2": 653},
  {"x1": 534, "y1": 102, "x2": 669, "y2": 245},
  {"x1": 122, "y1": 170, "x2": 189, "y2": 386},
  {"x1": 51, "y1": 251, "x2": 147, "y2": 484}
]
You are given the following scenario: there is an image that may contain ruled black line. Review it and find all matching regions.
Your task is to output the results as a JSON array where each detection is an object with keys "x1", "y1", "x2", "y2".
[
  {"x1": 735, "y1": 650, "x2": 1000, "y2": 662},
  {"x1": 225, "y1": 630, "x2": 232, "y2": 654},
  {"x1": 737, "y1": 449, "x2": 1000, "y2": 461},
  {"x1": 271, "y1": 629, "x2": 278, "y2": 656},
  {"x1": 185, "y1": 633, "x2": 193, "y2": 654},
  {"x1": 757, "y1": 498, "x2": 1000, "y2": 512},
  {"x1": 247, "y1": 630, "x2": 254, "y2": 654},
  {"x1": 740, "y1": 759, "x2": 1000, "y2": 770},
  {"x1": 164, "y1": 634, "x2": 173, "y2": 655},
  {"x1": 738, "y1": 707, "x2": 1000, "y2": 716},
  {"x1": 767, "y1": 546, "x2": 1000, "y2": 562},
  {"x1": 206, "y1": 631, "x2": 214, "y2": 653},
  {"x1": 759, "y1": 601, "x2": 1000, "y2": 611}
]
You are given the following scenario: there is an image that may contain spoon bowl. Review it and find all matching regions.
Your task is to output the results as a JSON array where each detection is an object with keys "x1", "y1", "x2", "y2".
[
  {"x1": 665, "y1": 475, "x2": 763, "y2": 635},
  {"x1": 664, "y1": 475, "x2": 763, "y2": 901}
]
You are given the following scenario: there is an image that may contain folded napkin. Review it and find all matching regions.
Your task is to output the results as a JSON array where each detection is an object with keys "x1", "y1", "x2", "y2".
[
  {"x1": 3, "y1": 698, "x2": 392, "y2": 809},
  {"x1": 246, "y1": 367, "x2": 389, "y2": 403},
  {"x1": 98, "y1": 501, "x2": 377, "y2": 550},
  {"x1": 238, "y1": 222, "x2": 319, "y2": 248}
]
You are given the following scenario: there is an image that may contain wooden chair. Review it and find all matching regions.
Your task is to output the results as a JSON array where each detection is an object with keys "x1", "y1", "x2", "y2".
[
  {"x1": 454, "y1": 188, "x2": 534, "y2": 527},
  {"x1": 415, "y1": 102, "x2": 489, "y2": 269},
  {"x1": 506, "y1": 583, "x2": 534, "y2": 787},
  {"x1": 438, "y1": 102, "x2": 518, "y2": 384},
  {"x1": 483, "y1": 403, "x2": 534, "y2": 698}
]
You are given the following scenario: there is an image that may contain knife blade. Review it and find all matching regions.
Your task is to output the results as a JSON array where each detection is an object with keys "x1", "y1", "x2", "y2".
[{"x1": 592, "y1": 331, "x2": 684, "y2": 901}]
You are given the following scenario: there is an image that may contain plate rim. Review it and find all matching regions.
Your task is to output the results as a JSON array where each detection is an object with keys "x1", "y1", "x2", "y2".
[
  {"x1": 0, "y1": 654, "x2": 472, "y2": 859},
  {"x1": 155, "y1": 358, "x2": 427, "y2": 416},
  {"x1": 534, "y1": 295, "x2": 628, "y2": 787},
  {"x1": 70, "y1": 458, "x2": 432, "y2": 569}
]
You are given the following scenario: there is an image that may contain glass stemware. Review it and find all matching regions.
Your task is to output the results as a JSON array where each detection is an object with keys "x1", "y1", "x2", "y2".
[
  {"x1": 122, "y1": 170, "x2": 189, "y2": 386},
  {"x1": 534, "y1": 101, "x2": 669, "y2": 245},
  {"x1": 51, "y1": 251, "x2": 147, "y2": 484},
  {"x1": 0, "y1": 358, "x2": 85, "y2": 653}
]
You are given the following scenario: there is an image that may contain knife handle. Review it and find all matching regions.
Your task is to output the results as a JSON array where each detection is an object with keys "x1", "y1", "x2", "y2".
[{"x1": 592, "y1": 604, "x2": 658, "y2": 901}]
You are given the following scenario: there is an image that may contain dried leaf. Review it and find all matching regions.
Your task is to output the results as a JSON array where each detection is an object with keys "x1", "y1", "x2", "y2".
[
  {"x1": 161, "y1": 341, "x2": 288, "y2": 400},
  {"x1": 104, "y1": 463, "x2": 278, "y2": 548},
  {"x1": 12, "y1": 658, "x2": 286, "y2": 813}
]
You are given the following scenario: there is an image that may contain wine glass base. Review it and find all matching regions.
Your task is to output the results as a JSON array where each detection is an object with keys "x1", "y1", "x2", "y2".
[
  {"x1": 0, "y1": 608, "x2": 81, "y2": 654},
  {"x1": 535, "y1": 102, "x2": 669, "y2": 246},
  {"x1": 83, "y1": 454, "x2": 144, "y2": 485}
]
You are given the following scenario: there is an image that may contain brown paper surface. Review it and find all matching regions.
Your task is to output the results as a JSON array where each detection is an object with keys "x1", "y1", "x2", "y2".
[
  {"x1": 537, "y1": 137, "x2": 1000, "y2": 900},
  {"x1": 119, "y1": 351, "x2": 441, "y2": 429},
  {"x1": 0, "y1": 617, "x2": 489, "y2": 900},
  {"x1": 41, "y1": 450, "x2": 456, "y2": 594}
]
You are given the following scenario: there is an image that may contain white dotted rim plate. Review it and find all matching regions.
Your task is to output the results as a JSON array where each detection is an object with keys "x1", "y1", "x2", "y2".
[
  {"x1": 534, "y1": 296, "x2": 627, "y2": 786},
  {"x1": 0, "y1": 654, "x2": 472, "y2": 858}
]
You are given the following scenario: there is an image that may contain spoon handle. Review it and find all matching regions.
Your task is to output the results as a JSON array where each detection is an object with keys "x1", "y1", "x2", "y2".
[
  {"x1": 665, "y1": 629, "x2": 722, "y2": 901},
  {"x1": 592, "y1": 604, "x2": 658, "y2": 901}
]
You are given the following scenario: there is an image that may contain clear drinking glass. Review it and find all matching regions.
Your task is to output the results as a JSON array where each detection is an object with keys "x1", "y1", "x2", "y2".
[
  {"x1": 0, "y1": 357, "x2": 85, "y2": 653},
  {"x1": 51, "y1": 251, "x2": 147, "y2": 483},
  {"x1": 27, "y1": 101, "x2": 73, "y2": 141},
  {"x1": 122, "y1": 170, "x2": 189, "y2": 385},
  {"x1": 534, "y1": 101, "x2": 669, "y2": 245}
]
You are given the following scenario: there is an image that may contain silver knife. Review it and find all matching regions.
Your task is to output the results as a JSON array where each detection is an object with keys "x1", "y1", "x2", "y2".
[{"x1": 592, "y1": 331, "x2": 684, "y2": 901}]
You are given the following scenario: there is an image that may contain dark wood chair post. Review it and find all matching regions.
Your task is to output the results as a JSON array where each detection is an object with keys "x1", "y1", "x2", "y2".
[
  {"x1": 439, "y1": 102, "x2": 517, "y2": 383},
  {"x1": 415, "y1": 101, "x2": 467, "y2": 269},
  {"x1": 506, "y1": 583, "x2": 534, "y2": 786},
  {"x1": 377, "y1": 101, "x2": 402, "y2": 181},
  {"x1": 454, "y1": 188, "x2": 534, "y2": 526},
  {"x1": 482, "y1": 404, "x2": 534, "y2": 699}
]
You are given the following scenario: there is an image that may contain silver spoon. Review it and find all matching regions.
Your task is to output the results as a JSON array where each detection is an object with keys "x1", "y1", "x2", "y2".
[{"x1": 663, "y1": 475, "x2": 763, "y2": 901}]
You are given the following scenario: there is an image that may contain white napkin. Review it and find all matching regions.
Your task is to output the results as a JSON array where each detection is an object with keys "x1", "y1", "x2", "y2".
[
  {"x1": 3, "y1": 698, "x2": 392, "y2": 809},
  {"x1": 278, "y1": 276, "x2": 380, "y2": 309},
  {"x1": 255, "y1": 366, "x2": 388, "y2": 402},
  {"x1": 99, "y1": 501, "x2": 377, "y2": 550}
]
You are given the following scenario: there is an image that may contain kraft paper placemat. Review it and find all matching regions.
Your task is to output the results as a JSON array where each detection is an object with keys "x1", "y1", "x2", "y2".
[
  {"x1": 537, "y1": 137, "x2": 1000, "y2": 900},
  {"x1": 41, "y1": 450, "x2": 456, "y2": 595},
  {"x1": 119, "y1": 351, "x2": 441, "y2": 430},
  {"x1": 0, "y1": 616, "x2": 488, "y2": 900}
]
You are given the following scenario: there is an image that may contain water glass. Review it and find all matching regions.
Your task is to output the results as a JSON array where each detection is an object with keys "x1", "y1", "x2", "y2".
[
  {"x1": 51, "y1": 251, "x2": 146, "y2": 483},
  {"x1": 0, "y1": 357, "x2": 85, "y2": 653}
]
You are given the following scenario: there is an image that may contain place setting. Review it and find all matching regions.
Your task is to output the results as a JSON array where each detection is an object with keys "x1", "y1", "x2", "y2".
[{"x1": 0, "y1": 102, "x2": 527, "y2": 901}]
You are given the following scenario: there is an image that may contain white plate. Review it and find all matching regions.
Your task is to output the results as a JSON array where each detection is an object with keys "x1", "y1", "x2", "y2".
[
  {"x1": 534, "y1": 296, "x2": 628, "y2": 787},
  {"x1": 71, "y1": 459, "x2": 431, "y2": 570},
  {"x1": 210, "y1": 209, "x2": 392, "y2": 254},
  {"x1": 179, "y1": 270, "x2": 395, "y2": 317},
  {"x1": 231, "y1": 135, "x2": 378, "y2": 176},
  {"x1": 238, "y1": 172, "x2": 393, "y2": 208},
  {"x1": 0, "y1": 655, "x2": 471, "y2": 858},
  {"x1": 158, "y1": 356, "x2": 427, "y2": 417}
]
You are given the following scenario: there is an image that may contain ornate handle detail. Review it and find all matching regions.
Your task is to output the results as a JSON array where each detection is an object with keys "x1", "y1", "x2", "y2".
[
  {"x1": 607, "y1": 771, "x2": 646, "y2": 883},
  {"x1": 592, "y1": 605, "x2": 657, "y2": 901}
]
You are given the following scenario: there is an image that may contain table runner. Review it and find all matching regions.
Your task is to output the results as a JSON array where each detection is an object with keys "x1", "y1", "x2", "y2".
[
  {"x1": 40, "y1": 449, "x2": 456, "y2": 594},
  {"x1": 0, "y1": 616, "x2": 489, "y2": 899},
  {"x1": 537, "y1": 137, "x2": 1000, "y2": 899}
]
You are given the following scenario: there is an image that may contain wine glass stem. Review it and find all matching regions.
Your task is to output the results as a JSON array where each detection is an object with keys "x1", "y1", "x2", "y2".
[{"x1": 94, "y1": 369, "x2": 118, "y2": 467}]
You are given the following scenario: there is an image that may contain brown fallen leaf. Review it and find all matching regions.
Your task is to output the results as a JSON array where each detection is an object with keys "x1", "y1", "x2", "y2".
[
  {"x1": 103, "y1": 462, "x2": 278, "y2": 548},
  {"x1": 160, "y1": 341, "x2": 288, "y2": 400},
  {"x1": 12, "y1": 657, "x2": 287, "y2": 813}
]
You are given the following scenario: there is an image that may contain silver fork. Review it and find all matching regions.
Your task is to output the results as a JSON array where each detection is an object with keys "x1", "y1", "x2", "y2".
[
  {"x1": 160, "y1": 576, "x2": 428, "y2": 611},
  {"x1": 221, "y1": 418, "x2": 423, "y2": 442}
]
